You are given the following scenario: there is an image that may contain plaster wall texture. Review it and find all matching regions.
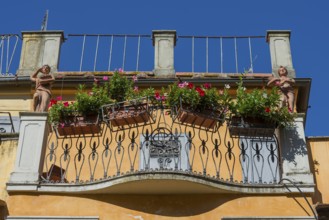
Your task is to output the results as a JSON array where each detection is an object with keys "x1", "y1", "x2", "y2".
[
  {"x1": 0, "y1": 139, "x2": 18, "y2": 202},
  {"x1": 308, "y1": 138, "x2": 329, "y2": 204},
  {"x1": 7, "y1": 194, "x2": 315, "y2": 220}
]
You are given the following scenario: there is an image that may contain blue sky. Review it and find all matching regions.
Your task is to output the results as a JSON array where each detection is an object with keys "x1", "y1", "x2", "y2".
[{"x1": 1, "y1": 0, "x2": 328, "y2": 136}]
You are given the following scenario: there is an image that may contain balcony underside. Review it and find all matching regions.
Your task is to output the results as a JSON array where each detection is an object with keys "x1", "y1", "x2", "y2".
[{"x1": 7, "y1": 171, "x2": 314, "y2": 194}]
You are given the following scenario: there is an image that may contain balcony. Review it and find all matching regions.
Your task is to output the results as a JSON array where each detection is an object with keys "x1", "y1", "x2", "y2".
[{"x1": 3, "y1": 30, "x2": 314, "y2": 195}]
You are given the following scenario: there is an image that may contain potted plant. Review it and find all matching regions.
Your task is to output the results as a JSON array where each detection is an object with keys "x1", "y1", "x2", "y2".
[
  {"x1": 228, "y1": 78, "x2": 295, "y2": 137},
  {"x1": 48, "y1": 81, "x2": 112, "y2": 136},
  {"x1": 48, "y1": 96, "x2": 77, "y2": 130},
  {"x1": 166, "y1": 81, "x2": 230, "y2": 129},
  {"x1": 101, "y1": 70, "x2": 155, "y2": 128}
]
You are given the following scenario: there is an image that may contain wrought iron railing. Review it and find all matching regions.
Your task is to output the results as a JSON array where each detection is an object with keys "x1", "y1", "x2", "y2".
[
  {"x1": 43, "y1": 104, "x2": 281, "y2": 185},
  {"x1": 59, "y1": 34, "x2": 270, "y2": 73}
]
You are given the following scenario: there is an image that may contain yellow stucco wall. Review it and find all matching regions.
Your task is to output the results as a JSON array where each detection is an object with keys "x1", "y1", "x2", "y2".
[
  {"x1": 0, "y1": 137, "x2": 18, "y2": 202},
  {"x1": 308, "y1": 137, "x2": 329, "y2": 204},
  {"x1": 7, "y1": 194, "x2": 314, "y2": 220}
]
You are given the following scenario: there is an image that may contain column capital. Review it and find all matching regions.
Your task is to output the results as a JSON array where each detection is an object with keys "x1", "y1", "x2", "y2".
[
  {"x1": 17, "y1": 30, "x2": 65, "y2": 76},
  {"x1": 266, "y1": 30, "x2": 295, "y2": 78},
  {"x1": 152, "y1": 30, "x2": 177, "y2": 78}
]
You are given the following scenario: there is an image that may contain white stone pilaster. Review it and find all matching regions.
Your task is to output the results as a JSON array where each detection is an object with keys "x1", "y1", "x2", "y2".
[
  {"x1": 267, "y1": 30, "x2": 295, "y2": 77},
  {"x1": 17, "y1": 31, "x2": 64, "y2": 76},
  {"x1": 8, "y1": 112, "x2": 48, "y2": 190},
  {"x1": 152, "y1": 30, "x2": 176, "y2": 77},
  {"x1": 279, "y1": 116, "x2": 314, "y2": 185}
]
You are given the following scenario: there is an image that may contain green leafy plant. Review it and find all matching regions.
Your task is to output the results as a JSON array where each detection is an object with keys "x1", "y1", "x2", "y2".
[
  {"x1": 229, "y1": 78, "x2": 295, "y2": 127},
  {"x1": 75, "y1": 83, "x2": 112, "y2": 116},
  {"x1": 109, "y1": 70, "x2": 133, "y2": 102},
  {"x1": 166, "y1": 81, "x2": 231, "y2": 113}
]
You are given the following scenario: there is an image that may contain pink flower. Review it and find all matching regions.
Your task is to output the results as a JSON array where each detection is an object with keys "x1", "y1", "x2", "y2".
[
  {"x1": 94, "y1": 77, "x2": 100, "y2": 85},
  {"x1": 219, "y1": 90, "x2": 224, "y2": 95},
  {"x1": 134, "y1": 86, "x2": 139, "y2": 92},
  {"x1": 60, "y1": 123, "x2": 65, "y2": 128},
  {"x1": 103, "y1": 76, "x2": 109, "y2": 81},
  {"x1": 132, "y1": 75, "x2": 138, "y2": 82},
  {"x1": 56, "y1": 96, "x2": 62, "y2": 101},
  {"x1": 118, "y1": 68, "x2": 123, "y2": 73},
  {"x1": 178, "y1": 83, "x2": 185, "y2": 88},
  {"x1": 63, "y1": 101, "x2": 69, "y2": 107},
  {"x1": 178, "y1": 81, "x2": 188, "y2": 88}
]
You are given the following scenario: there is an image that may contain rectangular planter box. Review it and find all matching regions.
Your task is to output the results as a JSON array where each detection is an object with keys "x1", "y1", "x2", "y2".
[
  {"x1": 104, "y1": 103, "x2": 151, "y2": 127},
  {"x1": 229, "y1": 116, "x2": 276, "y2": 138},
  {"x1": 56, "y1": 115, "x2": 100, "y2": 136},
  {"x1": 178, "y1": 110, "x2": 218, "y2": 129}
]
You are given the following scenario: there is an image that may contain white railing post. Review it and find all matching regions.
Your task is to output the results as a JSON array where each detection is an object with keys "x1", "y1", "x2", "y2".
[
  {"x1": 16, "y1": 31, "x2": 64, "y2": 76},
  {"x1": 267, "y1": 30, "x2": 295, "y2": 77},
  {"x1": 7, "y1": 112, "x2": 48, "y2": 191},
  {"x1": 152, "y1": 30, "x2": 176, "y2": 78}
]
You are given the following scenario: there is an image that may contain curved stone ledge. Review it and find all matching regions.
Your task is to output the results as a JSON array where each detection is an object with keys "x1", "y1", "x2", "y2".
[{"x1": 7, "y1": 171, "x2": 315, "y2": 194}]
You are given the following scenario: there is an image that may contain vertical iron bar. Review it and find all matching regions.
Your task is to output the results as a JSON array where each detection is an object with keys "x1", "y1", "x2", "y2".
[
  {"x1": 0, "y1": 37, "x2": 4, "y2": 74},
  {"x1": 234, "y1": 37, "x2": 238, "y2": 73},
  {"x1": 108, "y1": 35, "x2": 114, "y2": 71},
  {"x1": 206, "y1": 37, "x2": 209, "y2": 73},
  {"x1": 93, "y1": 35, "x2": 100, "y2": 71},
  {"x1": 192, "y1": 36, "x2": 194, "y2": 73},
  {"x1": 6, "y1": 36, "x2": 9, "y2": 73},
  {"x1": 136, "y1": 35, "x2": 141, "y2": 71},
  {"x1": 79, "y1": 35, "x2": 86, "y2": 72},
  {"x1": 248, "y1": 37, "x2": 254, "y2": 73},
  {"x1": 220, "y1": 37, "x2": 223, "y2": 73},
  {"x1": 7, "y1": 35, "x2": 19, "y2": 74},
  {"x1": 122, "y1": 35, "x2": 127, "y2": 70}
]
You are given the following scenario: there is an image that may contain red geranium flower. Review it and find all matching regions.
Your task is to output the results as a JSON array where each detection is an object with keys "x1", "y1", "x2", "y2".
[
  {"x1": 196, "y1": 87, "x2": 205, "y2": 97},
  {"x1": 203, "y1": 83, "x2": 211, "y2": 89},
  {"x1": 265, "y1": 107, "x2": 271, "y2": 113},
  {"x1": 48, "y1": 99, "x2": 57, "y2": 108},
  {"x1": 187, "y1": 82, "x2": 194, "y2": 89},
  {"x1": 63, "y1": 101, "x2": 69, "y2": 107}
]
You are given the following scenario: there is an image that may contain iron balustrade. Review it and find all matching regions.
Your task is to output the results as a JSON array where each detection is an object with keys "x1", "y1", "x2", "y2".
[
  {"x1": 43, "y1": 105, "x2": 281, "y2": 185},
  {"x1": 60, "y1": 34, "x2": 269, "y2": 73}
]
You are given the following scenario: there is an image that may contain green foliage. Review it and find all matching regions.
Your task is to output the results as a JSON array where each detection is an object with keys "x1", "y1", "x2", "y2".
[
  {"x1": 230, "y1": 78, "x2": 295, "y2": 127},
  {"x1": 166, "y1": 82, "x2": 230, "y2": 113},
  {"x1": 75, "y1": 84, "x2": 112, "y2": 116},
  {"x1": 109, "y1": 71, "x2": 133, "y2": 102}
]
